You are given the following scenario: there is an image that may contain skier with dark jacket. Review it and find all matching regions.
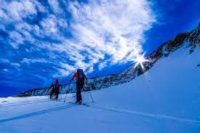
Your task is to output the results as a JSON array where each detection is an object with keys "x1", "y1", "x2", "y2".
[
  {"x1": 70, "y1": 69, "x2": 87, "y2": 104},
  {"x1": 50, "y1": 79, "x2": 60, "y2": 100}
]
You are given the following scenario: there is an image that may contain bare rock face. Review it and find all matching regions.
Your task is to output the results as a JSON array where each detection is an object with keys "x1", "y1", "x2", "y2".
[{"x1": 188, "y1": 24, "x2": 200, "y2": 53}]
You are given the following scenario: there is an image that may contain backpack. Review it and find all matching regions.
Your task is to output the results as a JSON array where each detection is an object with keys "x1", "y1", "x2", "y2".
[{"x1": 77, "y1": 69, "x2": 85, "y2": 85}]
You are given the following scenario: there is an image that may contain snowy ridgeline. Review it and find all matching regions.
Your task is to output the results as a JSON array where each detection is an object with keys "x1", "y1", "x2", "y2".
[{"x1": 19, "y1": 24, "x2": 200, "y2": 97}]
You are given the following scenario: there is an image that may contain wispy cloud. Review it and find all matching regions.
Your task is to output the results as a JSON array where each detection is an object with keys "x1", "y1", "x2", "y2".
[
  {"x1": 46, "y1": 0, "x2": 155, "y2": 75},
  {"x1": 0, "y1": 0, "x2": 156, "y2": 85},
  {"x1": 0, "y1": 0, "x2": 36, "y2": 22},
  {"x1": 21, "y1": 58, "x2": 49, "y2": 64},
  {"x1": 67, "y1": 0, "x2": 155, "y2": 71}
]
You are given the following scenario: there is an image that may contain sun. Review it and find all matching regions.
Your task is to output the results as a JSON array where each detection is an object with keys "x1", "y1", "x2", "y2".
[{"x1": 134, "y1": 53, "x2": 149, "y2": 71}]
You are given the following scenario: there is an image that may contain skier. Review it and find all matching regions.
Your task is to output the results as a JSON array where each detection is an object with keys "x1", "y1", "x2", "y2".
[
  {"x1": 70, "y1": 69, "x2": 87, "y2": 104},
  {"x1": 50, "y1": 79, "x2": 60, "y2": 100}
]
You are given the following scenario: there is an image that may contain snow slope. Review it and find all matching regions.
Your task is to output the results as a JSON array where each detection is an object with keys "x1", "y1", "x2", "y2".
[{"x1": 0, "y1": 45, "x2": 200, "y2": 133}]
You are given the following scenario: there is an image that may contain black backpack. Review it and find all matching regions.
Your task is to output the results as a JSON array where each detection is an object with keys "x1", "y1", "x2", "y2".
[{"x1": 77, "y1": 69, "x2": 85, "y2": 84}]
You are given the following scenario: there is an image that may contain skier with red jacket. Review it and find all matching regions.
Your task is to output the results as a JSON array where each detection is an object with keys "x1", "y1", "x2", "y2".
[{"x1": 70, "y1": 69, "x2": 87, "y2": 104}]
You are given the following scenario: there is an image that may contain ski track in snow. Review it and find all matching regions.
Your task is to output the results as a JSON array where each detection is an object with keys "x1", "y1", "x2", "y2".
[
  {"x1": 85, "y1": 104, "x2": 200, "y2": 125},
  {"x1": 0, "y1": 99, "x2": 50, "y2": 108},
  {"x1": 0, "y1": 94, "x2": 71, "y2": 108},
  {"x1": 1, "y1": 100, "x2": 200, "y2": 125},
  {"x1": 0, "y1": 103, "x2": 75, "y2": 123}
]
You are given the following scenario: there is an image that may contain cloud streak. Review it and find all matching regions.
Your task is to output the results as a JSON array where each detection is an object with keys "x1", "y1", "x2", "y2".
[
  {"x1": 0, "y1": 0, "x2": 156, "y2": 93},
  {"x1": 70, "y1": 0, "x2": 155, "y2": 70}
]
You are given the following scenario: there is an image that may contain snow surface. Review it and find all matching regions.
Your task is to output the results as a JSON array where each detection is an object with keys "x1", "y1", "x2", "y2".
[{"x1": 0, "y1": 46, "x2": 200, "y2": 133}]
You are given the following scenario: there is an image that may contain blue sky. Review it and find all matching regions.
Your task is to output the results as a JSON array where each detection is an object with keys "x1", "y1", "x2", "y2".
[{"x1": 0, "y1": 0, "x2": 200, "y2": 97}]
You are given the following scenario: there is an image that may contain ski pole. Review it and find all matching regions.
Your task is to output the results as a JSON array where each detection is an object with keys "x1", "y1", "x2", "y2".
[
  {"x1": 89, "y1": 90, "x2": 94, "y2": 103},
  {"x1": 64, "y1": 82, "x2": 71, "y2": 103},
  {"x1": 87, "y1": 81, "x2": 94, "y2": 103}
]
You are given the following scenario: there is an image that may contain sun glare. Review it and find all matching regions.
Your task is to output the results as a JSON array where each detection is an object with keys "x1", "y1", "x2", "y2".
[{"x1": 134, "y1": 53, "x2": 149, "y2": 70}]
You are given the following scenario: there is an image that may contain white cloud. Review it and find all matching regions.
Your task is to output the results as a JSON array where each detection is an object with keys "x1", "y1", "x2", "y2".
[
  {"x1": 40, "y1": 15, "x2": 58, "y2": 35},
  {"x1": 60, "y1": 62, "x2": 75, "y2": 71},
  {"x1": 9, "y1": 62, "x2": 21, "y2": 71},
  {"x1": 0, "y1": 0, "x2": 36, "y2": 21},
  {"x1": 8, "y1": 22, "x2": 36, "y2": 48},
  {"x1": 67, "y1": 0, "x2": 155, "y2": 68},
  {"x1": 38, "y1": 15, "x2": 68, "y2": 37},
  {"x1": 1, "y1": 0, "x2": 156, "y2": 77},
  {"x1": 0, "y1": 7, "x2": 7, "y2": 20},
  {"x1": 87, "y1": 66, "x2": 94, "y2": 73},
  {"x1": 0, "y1": 59, "x2": 10, "y2": 64},
  {"x1": 98, "y1": 62, "x2": 107, "y2": 71},
  {"x1": 21, "y1": 58, "x2": 49, "y2": 64},
  {"x1": 10, "y1": 63, "x2": 21, "y2": 68},
  {"x1": 9, "y1": 31, "x2": 24, "y2": 49},
  {"x1": 32, "y1": 1, "x2": 46, "y2": 13},
  {"x1": 38, "y1": 0, "x2": 155, "y2": 76},
  {"x1": 55, "y1": 63, "x2": 76, "y2": 77},
  {"x1": 48, "y1": 0, "x2": 62, "y2": 14},
  {"x1": 3, "y1": 68, "x2": 8, "y2": 72}
]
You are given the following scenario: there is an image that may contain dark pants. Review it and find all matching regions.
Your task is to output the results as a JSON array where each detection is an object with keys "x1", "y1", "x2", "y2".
[
  {"x1": 76, "y1": 83, "x2": 83, "y2": 103},
  {"x1": 50, "y1": 89, "x2": 59, "y2": 100}
]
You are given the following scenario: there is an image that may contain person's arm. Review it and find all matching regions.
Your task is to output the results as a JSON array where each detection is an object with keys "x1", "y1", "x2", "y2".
[
  {"x1": 50, "y1": 84, "x2": 53, "y2": 89},
  {"x1": 84, "y1": 73, "x2": 88, "y2": 82},
  {"x1": 70, "y1": 72, "x2": 77, "y2": 82}
]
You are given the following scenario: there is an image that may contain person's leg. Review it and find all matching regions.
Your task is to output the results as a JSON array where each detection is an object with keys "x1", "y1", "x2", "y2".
[
  {"x1": 55, "y1": 92, "x2": 58, "y2": 100},
  {"x1": 76, "y1": 84, "x2": 82, "y2": 104},
  {"x1": 55, "y1": 89, "x2": 59, "y2": 100},
  {"x1": 77, "y1": 89, "x2": 81, "y2": 103},
  {"x1": 76, "y1": 85, "x2": 79, "y2": 103},
  {"x1": 79, "y1": 85, "x2": 83, "y2": 103},
  {"x1": 50, "y1": 89, "x2": 54, "y2": 99}
]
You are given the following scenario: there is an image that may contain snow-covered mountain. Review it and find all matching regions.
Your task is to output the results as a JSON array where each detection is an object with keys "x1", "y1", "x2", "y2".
[
  {"x1": 0, "y1": 27, "x2": 200, "y2": 132},
  {"x1": 19, "y1": 24, "x2": 200, "y2": 97}
]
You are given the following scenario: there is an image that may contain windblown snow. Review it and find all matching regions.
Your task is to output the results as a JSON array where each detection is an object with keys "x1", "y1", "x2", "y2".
[{"x1": 0, "y1": 45, "x2": 200, "y2": 133}]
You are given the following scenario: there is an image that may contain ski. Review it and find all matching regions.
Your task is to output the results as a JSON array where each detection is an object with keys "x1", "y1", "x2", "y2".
[{"x1": 67, "y1": 101, "x2": 90, "y2": 107}]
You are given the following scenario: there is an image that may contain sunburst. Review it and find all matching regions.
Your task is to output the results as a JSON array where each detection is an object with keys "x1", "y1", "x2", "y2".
[{"x1": 134, "y1": 53, "x2": 149, "y2": 71}]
